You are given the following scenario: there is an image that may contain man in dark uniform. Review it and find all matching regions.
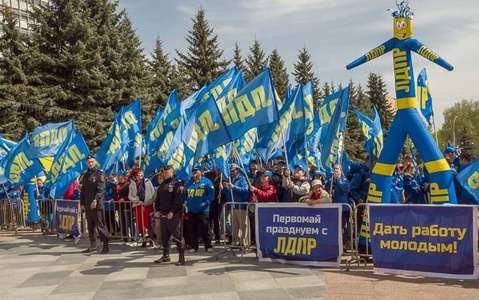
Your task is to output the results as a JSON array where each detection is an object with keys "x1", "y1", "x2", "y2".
[
  {"x1": 153, "y1": 165, "x2": 186, "y2": 266},
  {"x1": 80, "y1": 155, "x2": 110, "y2": 254}
]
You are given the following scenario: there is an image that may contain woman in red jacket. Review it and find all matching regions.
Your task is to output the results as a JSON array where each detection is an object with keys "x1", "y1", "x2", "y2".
[{"x1": 248, "y1": 171, "x2": 277, "y2": 245}]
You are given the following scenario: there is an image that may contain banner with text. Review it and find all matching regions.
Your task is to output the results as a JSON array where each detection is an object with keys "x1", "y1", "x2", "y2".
[
  {"x1": 54, "y1": 200, "x2": 81, "y2": 237},
  {"x1": 369, "y1": 204, "x2": 478, "y2": 279},
  {"x1": 256, "y1": 203, "x2": 342, "y2": 267}
]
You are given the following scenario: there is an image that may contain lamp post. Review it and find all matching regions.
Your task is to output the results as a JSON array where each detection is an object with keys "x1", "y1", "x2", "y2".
[{"x1": 453, "y1": 115, "x2": 458, "y2": 147}]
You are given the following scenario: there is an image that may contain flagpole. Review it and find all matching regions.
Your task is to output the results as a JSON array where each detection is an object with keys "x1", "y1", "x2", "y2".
[
  {"x1": 138, "y1": 134, "x2": 143, "y2": 167},
  {"x1": 233, "y1": 146, "x2": 252, "y2": 188},
  {"x1": 432, "y1": 115, "x2": 438, "y2": 146}
]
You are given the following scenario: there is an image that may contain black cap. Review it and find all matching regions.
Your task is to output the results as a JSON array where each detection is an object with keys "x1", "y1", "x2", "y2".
[
  {"x1": 160, "y1": 165, "x2": 174, "y2": 172},
  {"x1": 86, "y1": 154, "x2": 95, "y2": 160}
]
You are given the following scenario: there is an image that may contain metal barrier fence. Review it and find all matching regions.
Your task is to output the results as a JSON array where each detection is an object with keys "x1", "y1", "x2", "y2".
[
  {"x1": 0, "y1": 198, "x2": 158, "y2": 246},
  {"x1": 0, "y1": 198, "x2": 27, "y2": 234},
  {"x1": 217, "y1": 201, "x2": 361, "y2": 267}
]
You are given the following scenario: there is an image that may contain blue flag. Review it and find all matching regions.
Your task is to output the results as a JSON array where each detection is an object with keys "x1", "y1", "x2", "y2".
[
  {"x1": 303, "y1": 82, "x2": 315, "y2": 139},
  {"x1": 185, "y1": 95, "x2": 232, "y2": 162},
  {"x1": 417, "y1": 68, "x2": 433, "y2": 125},
  {"x1": 456, "y1": 160, "x2": 479, "y2": 205},
  {"x1": 145, "y1": 90, "x2": 180, "y2": 153},
  {"x1": 119, "y1": 100, "x2": 142, "y2": 168},
  {"x1": 185, "y1": 67, "x2": 237, "y2": 119},
  {"x1": 211, "y1": 144, "x2": 232, "y2": 181},
  {"x1": 1, "y1": 133, "x2": 44, "y2": 186},
  {"x1": 143, "y1": 91, "x2": 182, "y2": 175},
  {"x1": 28, "y1": 120, "x2": 74, "y2": 158},
  {"x1": 353, "y1": 105, "x2": 384, "y2": 158},
  {"x1": 95, "y1": 116, "x2": 125, "y2": 175},
  {"x1": 163, "y1": 120, "x2": 192, "y2": 181},
  {"x1": 216, "y1": 70, "x2": 246, "y2": 112},
  {"x1": 0, "y1": 135, "x2": 16, "y2": 160},
  {"x1": 256, "y1": 83, "x2": 302, "y2": 162},
  {"x1": 48, "y1": 132, "x2": 90, "y2": 198},
  {"x1": 319, "y1": 87, "x2": 350, "y2": 171},
  {"x1": 222, "y1": 68, "x2": 280, "y2": 142}
]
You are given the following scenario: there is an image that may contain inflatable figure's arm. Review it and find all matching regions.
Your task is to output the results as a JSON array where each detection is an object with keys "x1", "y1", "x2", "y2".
[
  {"x1": 407, "y1": 39, "x2": 454, "y2": 71},
  {"x1": 346, "y1": 38, "x2": 396, "y2": 70}
]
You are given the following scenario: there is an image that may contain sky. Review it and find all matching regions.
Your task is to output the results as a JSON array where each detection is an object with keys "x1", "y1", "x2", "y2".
[{"x1": 117, "y1": 0, "x2": 479, "y2": 129}]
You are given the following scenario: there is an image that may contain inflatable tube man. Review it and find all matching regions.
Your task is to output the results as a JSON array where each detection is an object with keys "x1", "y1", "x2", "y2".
[{"x1": 346, "y1": 1, "x2": 456, "y2": 204}]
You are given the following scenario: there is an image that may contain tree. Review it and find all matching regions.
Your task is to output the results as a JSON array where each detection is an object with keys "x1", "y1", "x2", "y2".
[
  {"x1": 438, "y1": 99, "x2": 479, "y2": 154},
  {"x1": 175, "y1": 7, "x2": 230, "y2": 90},
  {"x1": 268, "y1": 49, "x2": 288, "y2": 101},
  {"x1": 28, "y1": 0, "x2": 151, "y2": 148},
  {"x1": 148, "y1": 38, "x2": 173, "y2": 107},
  {"x1": 0, "y1": 7, "x2": 31, "y2": 140},
  {"x1": 345, "y1": 82, "x2": 372, "y2": 162},
  {"x1": 244, "y1": 39, "x2": 268, "y2": 83},
  {"x1": 366, "y1": 72, "x2": 394, "y2": 131},
  {"x1": 232, "y1": 41, "x2": 245, "y2": 71},
  {"x1": 292, "y1": 47, "x2": 321, "y2": 107}
]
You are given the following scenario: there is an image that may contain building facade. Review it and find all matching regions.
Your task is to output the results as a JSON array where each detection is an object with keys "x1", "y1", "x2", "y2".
[{"x1": 0, "y1": 0, "x2": 49, "y2": 34}]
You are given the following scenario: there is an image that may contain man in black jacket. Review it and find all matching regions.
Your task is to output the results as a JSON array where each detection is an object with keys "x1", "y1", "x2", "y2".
[
  {"x1": 153, "y1": 165, "x2": 186, "y2": 266},
  {"x1": 80, "y1": 155, "x2": 110, "y2": 254}
]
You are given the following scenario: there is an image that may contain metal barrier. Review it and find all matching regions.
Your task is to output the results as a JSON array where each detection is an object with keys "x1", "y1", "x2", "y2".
[
  {"x1": 0, "y1": 197, "x2": 157, "y2": 247},
  {"x1": 1, "y1": 198, "x2": 23, "y2": 233},
  {"x1": 37, "y1": 198, "x2": 57, "y2": 234},
  {"x1": 217, "y1": 201, "x2": 252, "y2": 258},
  {"x1": 217, "y1": 201, "x2": 362, "y2": 267}
]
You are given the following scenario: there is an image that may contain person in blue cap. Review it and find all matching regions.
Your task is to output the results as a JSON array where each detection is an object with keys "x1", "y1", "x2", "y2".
[
  {"x1": 222, "y1": 163, "x2": 250, "y2": 246},
  {"x1": 185, "y1": 166, "x2": 215, "y2": 253},
  {"x1": 282, "y1": 165, "x2": 310, "y2": 202},
  {"x1": 443, "y1": 144, "x2": 460, "y2": 173}
]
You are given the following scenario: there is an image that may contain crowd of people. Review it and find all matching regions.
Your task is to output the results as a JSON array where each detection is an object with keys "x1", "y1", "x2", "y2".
[{"x1": 1, "y1": 145, "x2": 477, "y2": 264}]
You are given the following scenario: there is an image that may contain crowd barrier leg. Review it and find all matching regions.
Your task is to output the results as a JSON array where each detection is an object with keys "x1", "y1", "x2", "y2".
[
  {"x1": 215, "y1": 202, "x2": 251, "y2": 261},
  {"x1": 345, "y1": 203, "x2": 367, "y2": 270}
]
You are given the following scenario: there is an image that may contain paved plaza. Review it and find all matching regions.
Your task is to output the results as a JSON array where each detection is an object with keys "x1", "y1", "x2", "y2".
[{"x1": 0, "y1": 230, "x2": 478, "y2": 300}]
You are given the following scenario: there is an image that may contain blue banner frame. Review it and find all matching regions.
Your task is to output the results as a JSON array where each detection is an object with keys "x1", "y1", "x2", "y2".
[
  {"x1": 256, "y1": 203, "x2": 342, "y2": 267},
  {"x1": 54, "y1": 200, "x2": 81, "y2": 237},
  {"x1": 369, "y1": 204, "x2": 478, "y2": 279}
]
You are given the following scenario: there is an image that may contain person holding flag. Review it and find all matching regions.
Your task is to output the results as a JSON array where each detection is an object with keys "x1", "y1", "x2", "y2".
[{"x1": 282, "y1": 165, "x2": 310, "y2": 203}]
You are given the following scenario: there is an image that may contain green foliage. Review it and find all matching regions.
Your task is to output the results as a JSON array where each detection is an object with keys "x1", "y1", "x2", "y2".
[
  {"x1": 244, "y1": 39, "x2": 268, "y2": 83},
  {"x1": 345, "y1": 82, "x2": 372, "y2": 162},
  {"x1": 438, "y1": 99, "x2": 479, "y2": 154},
  {"x1": 366, "y1": 72, "x2": 394, "y2": 131},
  {"x1": 175, "y1": 8, "x2": 230, "y2": 90},
  {"x1": 0, "y1": 7, "x2": 30, "y2": 140},
  {"x1": 268, "y1": 49, "x2": 289, "y2": 101},
  {"x1": 232, "y1": 42, "x2": 245, "y2": 71},
  {"x1": 24, "y1": 0, "x2": 152, "y2": 149},
  {"x1": 292, "y1": 47, "x2": 321, "y2": 107}
]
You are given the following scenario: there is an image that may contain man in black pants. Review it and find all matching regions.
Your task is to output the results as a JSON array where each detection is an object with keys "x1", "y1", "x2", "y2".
[
  {"x1": 80, "y1": 155, "x2": 110, "y2": 254},
  {"x1": 153, "y1": 165, "x2": 186, "y2": 266}
]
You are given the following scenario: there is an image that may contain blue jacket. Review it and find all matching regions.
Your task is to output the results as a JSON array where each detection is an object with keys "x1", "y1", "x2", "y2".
[
  {"x1": 223, "y1": 173, "x2": 250, "y2": 209},
  {"x1": 325, "y1": 176, "x2": 350, "y2": 212},
  {"x1": 185, "y1": 176, "x2": 215, "y2": 213}
]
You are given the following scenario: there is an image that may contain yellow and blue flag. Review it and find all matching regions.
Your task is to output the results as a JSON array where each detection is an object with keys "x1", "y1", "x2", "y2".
[
  {"x1": 222, "y1": 68, "x2": 280, "y2": 143},
  {"x1": 353, "y1": 105, "x2": 384, "y2": 158},
  {"x1": 319, "y1": 87, "x2": 350, "y2": 171},
  {"x1": 417, "y1": 68, "x2": 433, "y2": 125},
  {"x1": 0, "y1": 134, "x2": 16, "y2": 161},
  {"x1": 456, "y1": 160, "x2": 479, "y2": 205},
  {"x1": 48, "y1": 132, "x2": 90, "y2": 198},
  {"x1": 1, "y1": 133, "x2": 44, "y2": 186},
  {"x1": 28, "y1": 120, "x2": 74, "y2": 158}
]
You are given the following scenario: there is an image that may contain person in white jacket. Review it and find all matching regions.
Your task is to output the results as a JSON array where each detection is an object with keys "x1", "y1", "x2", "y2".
[{"x1": 128, "y1": 167, "x2": 155, "y2": 247}]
